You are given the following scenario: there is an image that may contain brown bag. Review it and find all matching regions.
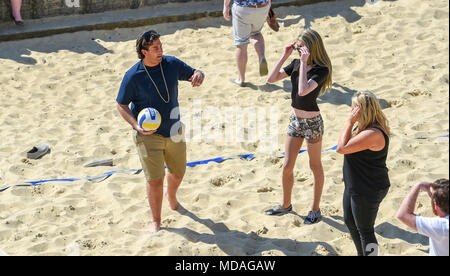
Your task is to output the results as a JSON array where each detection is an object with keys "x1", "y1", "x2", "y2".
[{"x1": 266, "y1": 7, "x2": 280, "y2": 32}]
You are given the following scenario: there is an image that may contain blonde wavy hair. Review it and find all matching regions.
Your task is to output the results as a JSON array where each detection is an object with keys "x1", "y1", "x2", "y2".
[
  {"x1": 298, "y1": 28, "x2": 332, "y2": 95},
  {"x1": 352, "y1": 91, "x2": 391, "y2": 136}
]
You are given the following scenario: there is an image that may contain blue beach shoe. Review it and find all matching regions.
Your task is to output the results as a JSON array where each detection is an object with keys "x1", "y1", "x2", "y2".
[
  {"x1": 304, "y1": 209, "x2": 322, "y2": 224},
  {"x1": 264, "y1": 204, "x2": 292, "y2": 216}
]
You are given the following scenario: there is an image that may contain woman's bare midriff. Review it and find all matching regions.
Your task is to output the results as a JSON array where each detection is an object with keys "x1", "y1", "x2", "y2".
[{"x1": 293, "y1": 108, "x2": 320, "y2": 119}]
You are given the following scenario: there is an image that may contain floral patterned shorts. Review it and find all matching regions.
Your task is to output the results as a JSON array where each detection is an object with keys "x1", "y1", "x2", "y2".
[{"x1": 287, "y1": 114, "x2": 324, "y2": 142}]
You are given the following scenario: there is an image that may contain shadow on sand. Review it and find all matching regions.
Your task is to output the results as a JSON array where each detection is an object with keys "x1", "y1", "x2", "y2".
[
  {"x1": 163, "y1": 205, "x2": 338, "y2": 256},
  {"x1": 0, "y1": 0, "x2": 397, "y2": 64},
  {"x1": 242, "y1": 81, "x2": 389, "y2": 108},
  {"x1": 277, "y1": 0, "x2": 397, "y2": 29},
  {"x1": 325, "y1": 215, "x2": 429, "y2": 247}
]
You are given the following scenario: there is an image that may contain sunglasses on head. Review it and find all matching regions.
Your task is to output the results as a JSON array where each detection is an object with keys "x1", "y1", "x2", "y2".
[{"x1": 143, "y1": 30, "x2": 159, "y2": 41}]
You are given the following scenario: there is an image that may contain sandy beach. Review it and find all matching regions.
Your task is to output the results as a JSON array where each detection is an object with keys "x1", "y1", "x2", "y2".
[{"x1": 0, "y1": 0, "x2": 448, "y2": 256}]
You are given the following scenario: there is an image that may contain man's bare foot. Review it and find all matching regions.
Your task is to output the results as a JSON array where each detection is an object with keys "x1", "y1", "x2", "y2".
[
  {"x1": 168, "y1": 196, "x2": 179, "y2": 210},
  {"x1": 165, "y1": 190, "x2": 179, "y2": 210},
  {"x1": 149, "y1": 221, "x2": 161, "y2": 233}
]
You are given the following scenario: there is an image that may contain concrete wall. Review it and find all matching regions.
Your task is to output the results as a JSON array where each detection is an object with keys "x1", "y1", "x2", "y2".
[{"x1": 1, "y1": 0, "x2": 205, "y2": 22}]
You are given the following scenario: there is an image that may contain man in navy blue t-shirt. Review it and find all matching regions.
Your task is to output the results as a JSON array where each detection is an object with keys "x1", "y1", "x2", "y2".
[{"x1": 116, "y1": 30, "x2": 204, "y2": 233}]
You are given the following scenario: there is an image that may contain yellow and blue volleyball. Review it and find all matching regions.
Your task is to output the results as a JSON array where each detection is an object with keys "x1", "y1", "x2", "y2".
[{"x1": 137, "y1": 108, "x2": 161, "y2": 131}]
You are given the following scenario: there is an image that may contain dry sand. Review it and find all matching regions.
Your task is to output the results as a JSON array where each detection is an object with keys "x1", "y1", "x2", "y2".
[{"x1": 0, "y1": 0, "x2": 448, "y2": 256}]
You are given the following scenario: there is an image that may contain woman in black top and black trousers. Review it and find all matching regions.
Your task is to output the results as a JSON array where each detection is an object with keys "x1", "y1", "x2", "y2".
[
  {"x1": 337, "y1": 91, "x2": 391, "y2": 256},
  {"x1": 265, "y1": 29, "x2": 332, "y2": 224}
]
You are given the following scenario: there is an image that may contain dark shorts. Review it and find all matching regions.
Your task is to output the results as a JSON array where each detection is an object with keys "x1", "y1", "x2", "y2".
[{"x1": 287, "y1": 114, "x2": 324, "y2": 141}]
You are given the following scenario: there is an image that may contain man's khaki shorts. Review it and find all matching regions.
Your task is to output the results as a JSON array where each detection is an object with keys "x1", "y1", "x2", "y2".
[{"x1": 133, "y1": 131, "x2": 186, "y2": 182}]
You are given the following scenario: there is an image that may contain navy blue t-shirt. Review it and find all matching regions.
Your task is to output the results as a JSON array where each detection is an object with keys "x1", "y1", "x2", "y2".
[{"x1": 116, "y1": 56, "x2": 195, "y2": 137}]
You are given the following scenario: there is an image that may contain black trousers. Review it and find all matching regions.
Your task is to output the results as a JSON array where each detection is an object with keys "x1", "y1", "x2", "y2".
[{"x1": 343, "y1": 188, "x2": 388, "y2": 256}]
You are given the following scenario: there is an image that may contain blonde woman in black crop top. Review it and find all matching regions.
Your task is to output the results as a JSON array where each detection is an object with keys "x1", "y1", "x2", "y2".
[{"x1": 265, "y1": 29, "x2": 332, "y2": 223}]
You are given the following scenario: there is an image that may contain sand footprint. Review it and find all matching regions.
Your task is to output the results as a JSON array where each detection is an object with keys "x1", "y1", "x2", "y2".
[
  {"x1": 192, "y1": 193, "x2": 209, "y2": 205},
  {"x1": 395, "y1": 159, "x2": 417, "y2": 169},
  {"x1": 28, "y1": 242, "x2": 49, "y2": 254},
  {"x1": 385, "y1": 32, "x2": 399, "y2": 41},
  {"x1": 387, "y1": 99, "x2": 406, "y2": 108},
  {"x1": 406, "y1": 90, "x2": 432, "y2": 97},
  {"x1": 351, "y1": 70, "x2": 366, "y2": 79},
  {"x1": 439, "y1": 74, "x2": 449, "y2": 85},
  {"x1": 416, "y1": 33, "x2": 433, "y2": 41},
  {"x1": 433, "y1": 9, "x2": 449, "y2": 19},
  {"x1": 257, "y1": 187, "x2": 273, "y2": 193}
]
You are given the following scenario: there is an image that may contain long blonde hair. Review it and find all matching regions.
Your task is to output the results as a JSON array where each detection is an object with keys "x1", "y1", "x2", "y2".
[
  {"x1": 298, "y1": 29, "x2": 332, "y2": 95},
  {"x1": 352, "y1": 91, "x2": 391, "y2": 136}
]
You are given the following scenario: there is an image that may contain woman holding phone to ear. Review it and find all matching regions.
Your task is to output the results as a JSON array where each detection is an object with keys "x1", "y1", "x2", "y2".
[
  {"x1": 336, "y1": 91, "x2": 391, "y2": 256},
  {"x1": 265, "y1": 29, "x2": 332, "y2": 224}
]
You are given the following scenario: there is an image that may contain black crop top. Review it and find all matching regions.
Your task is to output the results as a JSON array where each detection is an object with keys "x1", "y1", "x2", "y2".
[{"x1": 283, "y1": 59, "x2": 329, "y2": 112}]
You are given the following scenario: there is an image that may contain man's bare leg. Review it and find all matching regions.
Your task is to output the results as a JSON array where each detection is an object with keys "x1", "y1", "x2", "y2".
[
  {"x1": 250, "y1": 32, "x2": 268, "y2": 76},
  {"x1": 235, "y1": 44, "x2": 248, "y2": 83},
  {"x1": 250, "y1": 32, "x2": 266, "y2": 64},
  {"x1": 11, "y1": 0, "x2": 23, "y2": 21},
  {"x1": 146, "y1": 177, "x2": 164, "y2": 233},
  {"x1": 166, "y1": 173, "x2": 184, "y2": 210}
]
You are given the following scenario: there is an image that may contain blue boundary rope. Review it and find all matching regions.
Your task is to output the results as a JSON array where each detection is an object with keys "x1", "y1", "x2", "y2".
[{"x1": 0, "y1": 134, "x2": 447, "y2": 193}]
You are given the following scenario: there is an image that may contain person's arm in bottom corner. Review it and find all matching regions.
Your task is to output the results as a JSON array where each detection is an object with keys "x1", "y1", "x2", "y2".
[{"x1": 396, "y1": 182, "x2": 430, "y2": 231}]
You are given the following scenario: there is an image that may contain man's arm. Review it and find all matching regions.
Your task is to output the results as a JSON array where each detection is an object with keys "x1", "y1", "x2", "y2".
[
  {"x1": 117, "y1": 103, "x2": 138, "y2": 129},
  {"x1": 223, "y1": 0, "x2": 232, "y2": 21},
  {"x1": 117, "y1": 103, "x2": 155, "y2": 135},
  {"x1": 189, "y1": 69, "x2": 205, "y2": 87},
  {"x1": 175, "y1": 56, "x2": 204, "y2": 87},
  {"x1": 396, "y1": 183, "x2": 425, "y2": 231}
]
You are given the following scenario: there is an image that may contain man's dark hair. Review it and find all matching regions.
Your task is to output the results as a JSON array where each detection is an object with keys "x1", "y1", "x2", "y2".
[
  {"x1": 136, "y1": 30, "x2": 160, "y2": 60},
  {"x1": 432, "y1": 178, "x2": 449, "y2": 215}
]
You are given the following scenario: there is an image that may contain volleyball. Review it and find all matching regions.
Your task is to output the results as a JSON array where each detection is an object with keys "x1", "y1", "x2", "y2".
[{"x1": 137, "y1": 107, "x2": 161, "y2": 131}]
